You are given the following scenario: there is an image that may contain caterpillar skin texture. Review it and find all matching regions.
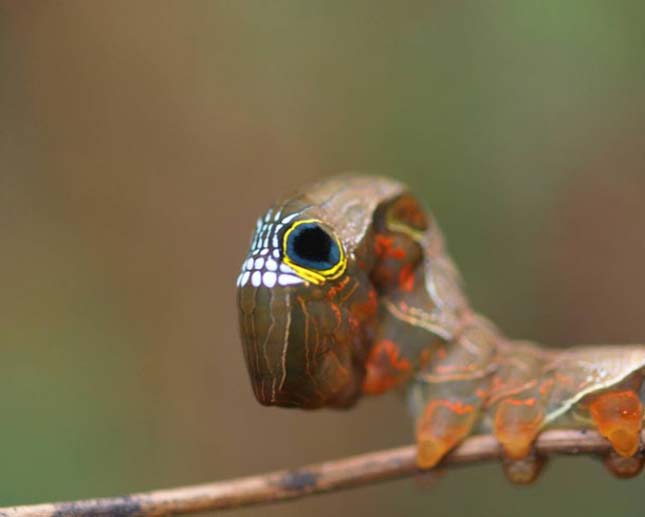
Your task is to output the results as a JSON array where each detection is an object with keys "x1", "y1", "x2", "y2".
[{"x1": 236, "y1": 175, "x2": 645, "y2": 483}]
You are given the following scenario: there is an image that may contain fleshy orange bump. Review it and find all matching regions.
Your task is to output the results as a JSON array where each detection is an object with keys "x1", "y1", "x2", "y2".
[
  {"x1": 589, "y1": 390, "x2": 643, "y2": 457},
  {"x1": 494, "y1": 398, "x2": 544, "y2": 459},
  {"x1": 416, "y1": 399, "x2": 477, "y2": 469}
]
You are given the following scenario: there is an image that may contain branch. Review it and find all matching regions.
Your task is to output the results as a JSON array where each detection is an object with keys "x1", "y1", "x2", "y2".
[{"x1": 0, "y1": 429, "x2": 631, "y2": 517}]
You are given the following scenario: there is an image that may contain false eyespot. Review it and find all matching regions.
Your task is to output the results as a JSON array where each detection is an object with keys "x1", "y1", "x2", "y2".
[{"x1": 281, "y1": 219, "x2": 346, "y2": 285}]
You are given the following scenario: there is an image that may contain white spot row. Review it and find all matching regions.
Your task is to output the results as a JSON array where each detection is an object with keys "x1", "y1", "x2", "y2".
[
  {"x1": 236, "y1": 270, "x2": 304, "y2": 288},
  {"x1": 250, "y1": 219, "x2": 272, "y2": 253},
  {"x1": 242, "y1": 257, "x2": 280, "y2": 273},
  {"x1": 237, "y1": 254, "x2": 304, "y2": 288},
  {"x1": 281, "y1": 212, "x2": 299, "y2": 224},
  {"x1": 238, "y1": 208, "x2": 307, "y2": 288},
  {"x1": 250, "y1": 209, "x2": 302, "y2": 256},
  {"x1": 265, "y1": 207, "x2": 284, "y2": 223}
]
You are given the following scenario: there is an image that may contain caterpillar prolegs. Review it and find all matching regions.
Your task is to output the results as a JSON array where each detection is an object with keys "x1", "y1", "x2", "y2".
[{"x1": 236, "y1": 175, "x2": 645, "y2": 483}]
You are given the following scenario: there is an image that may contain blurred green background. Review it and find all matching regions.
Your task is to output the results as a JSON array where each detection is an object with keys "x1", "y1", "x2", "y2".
[{"x1": 2, "y1": 2, "x2": 645, "y2": 516}]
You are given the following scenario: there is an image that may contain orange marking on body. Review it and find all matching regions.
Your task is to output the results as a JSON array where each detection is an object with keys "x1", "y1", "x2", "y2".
[
  {"x1": 329, "y1": 302, "x2": 343, "y2": 331},
  {"x1": 339, "y1": 279, "x2": 359, "y2": 302},
  {"x1": 440, "y1": 400, "x2": 475, "y2": 415},
  {"x1": 327, "y1": 276, "x2": 351, "y2": 301},
  {"x1": 416, "y1": 399, "x2": 478, "y2": 469},
  {"x1": 494, "y1": 397, "x2": 544, "y2": 459},
  {"x1": 475, "y1": 388, "x2": 488, "y2": 399},
  {"x1": 398, "y1": 263, "x2": 415, "y2": 292},
  {"x1": 504, "y1": 397, "x2": 537, "y2": 407},
  {"x1": 374, "y1": 234, "x2": 406, "y2": 260},
  {"x1": 589, "y1": 390, "x2": 643, "y2": 457},
  {"x1": 351, "y1": 288, "x2": 378, "y2": 321},
  {"x1": 553, "y1": 371, "x2": 577, "y2": 392},
  {"x1": 538, "y1": 377, "x2": 555, "y2": 397},
  {"x1": 390, "y1": 247, "x2": 406, "y2": 260},
  {"x1": 362, "y1": 369, "x2": 399, "y2": 394},
  {"x1": 374, "y1": 234, "x2": 393, "y2": 257},
  {"x1": 362, "y1": 339, "x2": 411, "y2": 395}
]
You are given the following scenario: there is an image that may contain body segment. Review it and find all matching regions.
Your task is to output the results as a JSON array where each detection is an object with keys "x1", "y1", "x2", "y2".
[{"x1": 237, "y1": 175, "x2": 645, "y2": 481}]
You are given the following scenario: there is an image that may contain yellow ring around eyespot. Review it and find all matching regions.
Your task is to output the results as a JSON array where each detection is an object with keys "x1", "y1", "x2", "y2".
[{"x1": 282, "y1": 219, "x2": 347, "y2": 285}]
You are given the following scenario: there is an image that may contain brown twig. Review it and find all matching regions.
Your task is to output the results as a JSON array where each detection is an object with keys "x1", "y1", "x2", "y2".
[{"x1": 0, "y1": 429, "x2": 630, "y2": 517}]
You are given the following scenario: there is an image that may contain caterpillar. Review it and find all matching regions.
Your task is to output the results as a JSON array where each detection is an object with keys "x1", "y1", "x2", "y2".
[{"x1": 236, "y1": 174, "x2": 645, "y2": 483}]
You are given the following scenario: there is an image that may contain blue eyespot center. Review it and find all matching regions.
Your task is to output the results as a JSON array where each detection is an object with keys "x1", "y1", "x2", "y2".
[{"x1": 286, "y1": 223, "x2": 340, "y2": 271}]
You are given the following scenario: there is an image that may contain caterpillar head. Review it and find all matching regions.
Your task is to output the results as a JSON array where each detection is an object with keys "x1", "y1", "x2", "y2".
[{"x1": 236, "y1": 198, "x2": 377, "y2": 409}]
